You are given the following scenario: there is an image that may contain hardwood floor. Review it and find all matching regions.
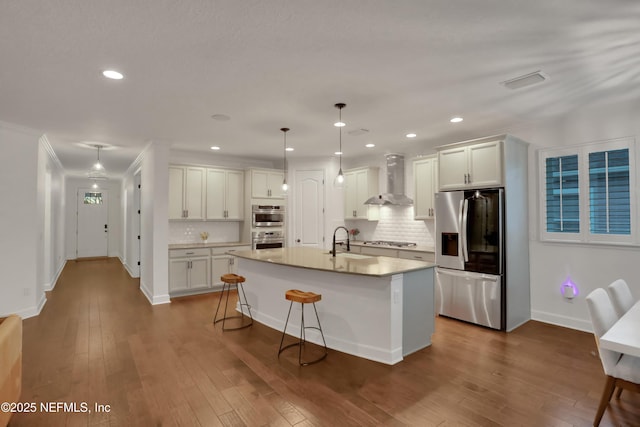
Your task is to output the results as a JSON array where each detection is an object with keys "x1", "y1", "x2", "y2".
[{"x1": 11, "y1": 259, "x2": 640, "y2": 426}]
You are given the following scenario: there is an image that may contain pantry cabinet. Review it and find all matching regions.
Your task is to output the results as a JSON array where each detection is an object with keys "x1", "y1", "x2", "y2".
[
  {"x1": 169, "y1": 166, "x2": 206, "y2": 220},
  {"x1": 413, "y1": 155, "x2": 438, "y2": 219},
  {"x1": 438, "y1": 139, "x2": 502, "y2": 190},
  {"x1": 206, "y1": 168, "x2": 244, "y2": 220},
  {"x1": 344, "y1": 167, "x2": 379, "y2": 220},
  {"x1": 250, "y1": 169, "x2": 285, "y2": 199}
]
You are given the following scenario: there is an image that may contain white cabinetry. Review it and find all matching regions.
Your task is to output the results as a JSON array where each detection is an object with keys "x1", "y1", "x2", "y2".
[
  {"x1": 413, "y1": 156, "x2": 438, "y2": 219},
  {"x1": 397, "y1": 250, "x2": 435, "y2": 263},
  {"x1": 344, "y1": 167, "x2": 379, "y2": 220},
  {"x1": 169, "y1": 166, "x2": 206, "y2": 220},
  {"x1": 206, "y1": 169, "x2": 244, "y2": 220},
  {"x1": 169, "y1": 248, "x2": 211, "y2": 293},
  {"x1": 250, "y1": 169, "x2": 284, "y2": 199},
  {"x1": 359, "y1": 246, "x2": 397, "y2": 257},
  {"x1": 438, "y1": 140, "x2": 502, "y2": 190}
]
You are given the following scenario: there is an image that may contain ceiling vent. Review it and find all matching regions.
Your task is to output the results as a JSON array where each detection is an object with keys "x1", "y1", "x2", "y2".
[{"x1": 500, "y1": 70, "x2": 548, "y2": 90}]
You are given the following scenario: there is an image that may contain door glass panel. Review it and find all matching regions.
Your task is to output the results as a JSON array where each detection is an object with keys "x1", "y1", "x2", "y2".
[
  {"x1": 84, "y1": 192, "x2": 103, "y2": 204},
  {"x1": 465, "y1": 191, "x2": 500, "y2": 274}
]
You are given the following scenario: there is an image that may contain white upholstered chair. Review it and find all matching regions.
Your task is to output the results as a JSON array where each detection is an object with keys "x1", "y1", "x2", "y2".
[
  {"x1": 607, "y1": 279, "x2": 635, "y2": 318},
  {"x1": 586, "y1": 288, "x2": 640, "y2": 426}
]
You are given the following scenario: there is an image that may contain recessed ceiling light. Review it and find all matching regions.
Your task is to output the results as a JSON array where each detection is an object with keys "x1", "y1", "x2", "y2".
[
  {"x1": 211, "y1": 114, "x2": 231, "y2": 121},
  {"x1": 450, "y1": 117, "x2": 463, "y2": 123},
  {"x1": 210, "y1": 146, "x2": 220, "y2": 150},
  {"x1": 334, "y1": 151, "x2": 343, "y2": 155},
  {"x1": 286, "y1": 147, "x2": 294, "y2": 152},
  {"x1": 406, "y1": 133, "x2": 417, "y2": 138},
  {"x1": 102, "y1": 70, "x2": 124, "y2": 80},
  {"x1": 334, "y1": 121, "x2": 346, "y2": 127},
  {"x1": 365, "y1": 143, "x2": 375, "y2": 148}
]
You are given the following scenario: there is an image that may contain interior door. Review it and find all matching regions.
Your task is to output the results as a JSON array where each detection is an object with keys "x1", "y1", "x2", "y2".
[
  {"x1": 77, "y1": 188, "x2": 109, "y2": 258},
  {"x1": 295, "y1": 170, "x2": 324, "y2": 247}
]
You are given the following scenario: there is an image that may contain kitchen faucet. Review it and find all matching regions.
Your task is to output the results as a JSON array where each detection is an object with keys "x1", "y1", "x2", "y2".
[{"x1": 331, "y1": 226, "x2": 351, "y2": 257}]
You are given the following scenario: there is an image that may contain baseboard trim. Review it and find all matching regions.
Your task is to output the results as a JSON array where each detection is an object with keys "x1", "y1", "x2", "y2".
[
  {"x1": 44, "y1": 260, "x2": 67, "y2": 292},
  {"x1": 140, "y1": 280, "x2": 171, "y2": 305},
  {"x1": 531, "y1": 310, "x2": 592, "y2": 333}
]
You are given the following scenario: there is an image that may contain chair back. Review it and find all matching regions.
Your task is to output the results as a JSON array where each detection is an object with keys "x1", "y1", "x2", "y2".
[
  {"x1": 607, "y1": 279, "x2": 635, "y2": 318},
  {"x1": 586, "y1": 288, "x2": 622, "y2": 376}
]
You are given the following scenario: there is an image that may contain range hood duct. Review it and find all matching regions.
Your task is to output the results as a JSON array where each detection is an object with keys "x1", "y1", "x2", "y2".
[{"x1": 364, "y1": 154, "x2": 414, "y2": 206}]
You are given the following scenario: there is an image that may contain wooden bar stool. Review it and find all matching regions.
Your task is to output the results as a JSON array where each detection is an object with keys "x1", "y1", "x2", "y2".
[
  {"x1": 213, "y1": 273, "x2": 253, "y2": 331},
  {"x1": 278, "y1": 289, "x2": 328, "y2": 366}
]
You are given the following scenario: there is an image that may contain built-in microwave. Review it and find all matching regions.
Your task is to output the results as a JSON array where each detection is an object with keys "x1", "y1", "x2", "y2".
[{"x1": 252, "y1": 205, "x2": 285, "y2": 228}]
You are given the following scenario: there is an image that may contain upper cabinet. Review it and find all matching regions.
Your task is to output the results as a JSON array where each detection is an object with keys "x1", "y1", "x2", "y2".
[
  {"x1": 169, "y1": 166, "x2": 206, "y2": 220},
  {"x1": 413, "y1": 155, "x2": 438, "y2": 219},
  {"x1": 250, "y1": 169, "x2": 285, "y2": 199},
  {"x1": 437, "y1": 139, "x2": 502, "y2": 190},
  {"x1": 206, "y1": 169, "x2": 244, "y2": 220},
  {"x1": 344, "y1": 167, "x2": 379, "y2": 220}
]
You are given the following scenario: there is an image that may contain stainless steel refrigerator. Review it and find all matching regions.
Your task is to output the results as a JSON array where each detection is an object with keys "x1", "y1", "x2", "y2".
[{"x1": 434, "y1": 189, "x2": 505, "y2": 330}]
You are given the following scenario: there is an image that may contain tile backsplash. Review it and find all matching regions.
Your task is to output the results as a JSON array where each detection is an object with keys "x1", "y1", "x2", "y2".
[
  {"x1": 346, "y1": 205, "x2": 434, "y2": 247},
  {"x1": 169, "y1": 221, "x2": 240, "y2": 244}
]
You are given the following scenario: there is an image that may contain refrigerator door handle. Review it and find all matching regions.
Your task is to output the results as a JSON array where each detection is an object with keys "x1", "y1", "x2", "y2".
[{"x1": 461, "y1": 199, "x2": 469, "y2": 262}]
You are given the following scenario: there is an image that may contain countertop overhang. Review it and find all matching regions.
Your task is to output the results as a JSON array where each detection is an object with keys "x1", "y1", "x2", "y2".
[{"x1": 230, "y1": 247, "x2": 435, "y2": 277}]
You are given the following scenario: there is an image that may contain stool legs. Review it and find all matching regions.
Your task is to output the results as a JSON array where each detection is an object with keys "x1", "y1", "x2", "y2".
[
  {"x1": 213, "y1": 281, "x2": 253, "y2": 331},
  {"x1": 278, "y1": 301, "x2": 328, "y2": 366}
]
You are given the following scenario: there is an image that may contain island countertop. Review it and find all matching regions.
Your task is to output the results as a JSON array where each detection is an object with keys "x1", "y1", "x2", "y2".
[{"x1": 230, "y1": 247, "x2": 435, "y2": 277}]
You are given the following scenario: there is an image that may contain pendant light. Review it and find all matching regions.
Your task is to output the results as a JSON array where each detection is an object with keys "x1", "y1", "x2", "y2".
[
  {"x1": 280, "y1": 128, "x2": 289, "y2": 192},
  {"x1": 334, "y1": 103, "x2": 346, "y2": 185},
  {"x1": 87, "y1": 144, "x2": 108, "y2": 181}
]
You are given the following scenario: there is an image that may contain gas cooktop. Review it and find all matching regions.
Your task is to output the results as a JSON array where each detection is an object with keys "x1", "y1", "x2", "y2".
[{"x1": 362, "y1": 240, "x2": 417, "y2": 248}]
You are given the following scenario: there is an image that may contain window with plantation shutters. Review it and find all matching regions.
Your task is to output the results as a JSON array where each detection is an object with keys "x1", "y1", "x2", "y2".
[
  {"x1": 588, "y1": 149, "x2": 630, "y2": 235},
  {"x1": 539, "y1": 137, "x2": 636, "y2": 245}
]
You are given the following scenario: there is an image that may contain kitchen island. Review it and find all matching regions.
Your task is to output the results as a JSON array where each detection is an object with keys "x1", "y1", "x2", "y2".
[{"x1": 230, "y1": 247, "x2": 436, "y2": 365}]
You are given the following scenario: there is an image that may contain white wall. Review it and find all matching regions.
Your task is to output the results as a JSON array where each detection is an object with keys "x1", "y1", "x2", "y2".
[
  {"x1": 512, "y1": 98, "x2": 640, "y2": 331},
  {"x1": 64, "y1": 177, "x2": 122, "y2": 260},
  {"x1": 38, "y1": 136, "x2": 66, "y2": 292},
  {"x1": 0, "y1": 123, "x2": 44, "y2": 318}
]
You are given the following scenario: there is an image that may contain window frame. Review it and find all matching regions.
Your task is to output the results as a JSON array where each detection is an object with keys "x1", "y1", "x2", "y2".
[{"x1": 538, "y1": 137, "x2": 637, "y2": 245}]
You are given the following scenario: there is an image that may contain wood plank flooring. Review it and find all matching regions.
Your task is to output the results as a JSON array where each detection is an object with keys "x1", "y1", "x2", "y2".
[{"x1": 11, "y1": 258, "x2": 640, "y2": 426}]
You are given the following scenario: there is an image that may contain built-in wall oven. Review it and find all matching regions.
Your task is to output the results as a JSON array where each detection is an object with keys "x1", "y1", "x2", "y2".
[
  {"x1": 252, "y1": 205, "x2": 285, "y2": 228},
  {"x1": 252, "y1": 231, "x2": 285, "y2": 250}
]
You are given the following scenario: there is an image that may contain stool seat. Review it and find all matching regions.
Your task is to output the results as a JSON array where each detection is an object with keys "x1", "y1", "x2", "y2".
[
  {"x1": 278, "y1": 289, "x2": 328, "y2": 366},
  {"x1": 286, "y1": 289, "x2": 321, "y2": 304},
  {"x1": 221, "y1": 273, "x2": 245, "y2": 284}
]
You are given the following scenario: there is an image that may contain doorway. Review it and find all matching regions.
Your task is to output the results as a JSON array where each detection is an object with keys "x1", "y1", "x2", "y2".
[
  {"x1": 294, "y1": 170, "x2": 325, "y2": 248},
  {"x1": 77, "y1": 188, "x2": 109, "y2": 258}
]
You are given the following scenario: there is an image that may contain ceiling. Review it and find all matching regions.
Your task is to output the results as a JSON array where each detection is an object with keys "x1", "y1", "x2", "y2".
[{"x1": 1, "y1": 0, "x2": 639, "y2": 178}]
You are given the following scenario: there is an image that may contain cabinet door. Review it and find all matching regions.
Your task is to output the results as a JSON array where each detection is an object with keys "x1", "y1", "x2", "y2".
[
  {"x1": 344, "y1": 171, "x2": 358, "y2": 218},
  {"x1": 169, "y1": 167, "x2": 185, "y2": 219},
  {"x1": 438, "y1": 147, "x2": 468, "y2": 191},
  {"x1": 206, "y1": 169, "x2": 226, "y2": 220},
  {"x1": 468, "y1": 140, "x2": 502, "y2": 188},
  {"x1": 251, "y1": 170, "x2": 270, "y2": 198},
  {"x1": 225, "y1": 170, "x2": 244, "y2": 219},
  {"x1": 414, "y1": 158, "x2": 436, "y2": 219},
  {"x1": 185, "y1": 167, "x2": 205, "y2": 219},
  {"x1": 189, "y1": 257, "x2": 210, "y2": 290},
  {"x1": 169, "y1": 258, "x2": 189, "y2": 292},
  {"x1": 211, "y1": 255, "x2": 231, "y2": 287},
  {"x1": 354, "y1": 169, "x2": 369, "y2": 219},
  {"x1": 267, "y1": 172, "x2": 285, "y2": 199}
]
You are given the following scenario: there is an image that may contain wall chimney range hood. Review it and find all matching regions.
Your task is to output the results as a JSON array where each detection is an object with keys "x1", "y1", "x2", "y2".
[{"x1": 364, "y1": 154, "x2": 413, "y2": 206}]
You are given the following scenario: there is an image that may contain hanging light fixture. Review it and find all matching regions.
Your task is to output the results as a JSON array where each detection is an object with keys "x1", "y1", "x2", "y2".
[
  {"x1": 280, "y1": 127, "x2": 289, "y2": 192},
  {"x1": 87, "y1": 144, "x2": 108, "y2": 181},
  {"x1": 334, "y1": 103, "x2": 346, "y2": 185}
]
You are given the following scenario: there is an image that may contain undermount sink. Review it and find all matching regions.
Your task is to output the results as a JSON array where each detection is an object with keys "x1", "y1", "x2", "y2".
[{"x1": 327, "y1": 252, "x2": 374, "y2": 260}]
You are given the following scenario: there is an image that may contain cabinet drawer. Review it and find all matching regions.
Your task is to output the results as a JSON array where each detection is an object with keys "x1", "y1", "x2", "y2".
[
  {"x1": 169, "y1": 248, "x2": 210, "y2": 258},
  {"x1": 360, "y1": 246, "x2": 398, "y2": 257},
  {"x1": 214, "y1": 245, "x2": 252, "y2": 255},
  {"x1": 397, "y1": 250, "x2": 435, "y2": 262}
]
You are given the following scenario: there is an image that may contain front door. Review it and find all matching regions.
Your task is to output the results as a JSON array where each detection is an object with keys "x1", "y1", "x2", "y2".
[
  {"x1": 77, "y1": 188, "x2": 109, "y2": 258},
  {"x1": 294, "y1": 170, "x2": 324, "y2": 247}
]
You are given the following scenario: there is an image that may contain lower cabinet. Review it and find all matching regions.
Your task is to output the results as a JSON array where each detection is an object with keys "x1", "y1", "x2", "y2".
[
  {"x1": 169, "y1": 245, "x2": 251, "y2": 296},
  {"x1": 169, "y1": 248, "x2": 211, "y2": 294}
]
